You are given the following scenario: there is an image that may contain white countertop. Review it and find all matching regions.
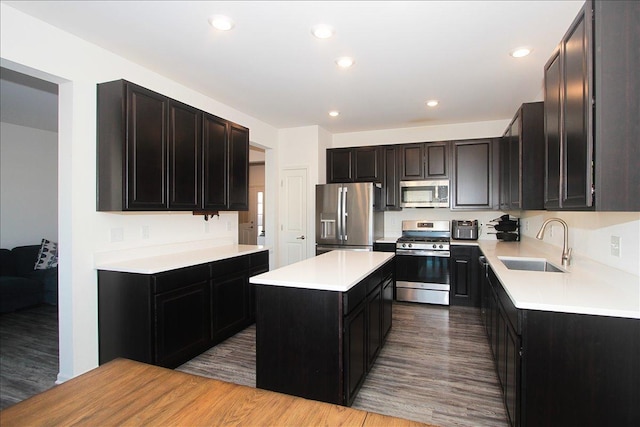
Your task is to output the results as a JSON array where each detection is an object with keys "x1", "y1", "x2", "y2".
[
  {"x1": 250, "y1": 250, "x2": 394, "y2": 292},
  {"x1": 95, "y1": 244, "x2": 267, "y2": 274},
  {"x1": 477, "y1": 238, "x2": 640, "y2": 319},
  {"x1": 376, "y1": 236, "x2": 400, "y2": 244}
]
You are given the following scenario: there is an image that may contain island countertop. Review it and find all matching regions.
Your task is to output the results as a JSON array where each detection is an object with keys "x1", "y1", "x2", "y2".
[{"x1": 250, "y1": 250, "x2": 394, "y2": 292}]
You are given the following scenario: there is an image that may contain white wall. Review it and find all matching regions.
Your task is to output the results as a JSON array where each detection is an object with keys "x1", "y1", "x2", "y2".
[
  {"x1": 1, "y1": 3, "x2": 279, "y2": 382},
  {"x1": 277, "y1": 125, "x2": 326, "y2": 263},
  {"x1": 332, "y1": 119, "x2": 510, "y2": 147},
  {"x1": 0, "y1": 122, "x2": 58, "y2": 248}
]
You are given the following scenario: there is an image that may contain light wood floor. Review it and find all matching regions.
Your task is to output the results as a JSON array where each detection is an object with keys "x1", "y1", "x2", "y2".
[
  {"x1": 1, "y1": 303, "x2": 508, "y2": 426},
  {"x1": 178, "y1": 303, "x2": 509, "y2": 427}
]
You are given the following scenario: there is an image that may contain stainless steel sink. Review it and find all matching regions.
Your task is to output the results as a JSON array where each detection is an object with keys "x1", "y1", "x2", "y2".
[{"x1": 498, "y1": 256, "x2": 566, "y2": 273}]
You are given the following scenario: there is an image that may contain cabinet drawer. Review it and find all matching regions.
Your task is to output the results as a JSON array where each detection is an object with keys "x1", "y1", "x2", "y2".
[
  {"x1": 212, "y1": 255, "x2": 250, "y2": 278},
  {"x1": 343, "y1": 280, "x2": 367, "y2": 317},
  {"x1": 489, "y1": 267, "x2": 520, "y2": 335},
  {"x1": 250, "y1": 251, "x2": 269, "y2": 269},
  {"x1": 153, "y1": 264, "x2": 210, "y2": 294}
]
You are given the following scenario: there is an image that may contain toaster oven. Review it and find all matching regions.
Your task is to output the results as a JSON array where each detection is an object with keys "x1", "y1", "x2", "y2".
[{"x1": 452, "y1": 220, "x2": 479, "y2": 240}]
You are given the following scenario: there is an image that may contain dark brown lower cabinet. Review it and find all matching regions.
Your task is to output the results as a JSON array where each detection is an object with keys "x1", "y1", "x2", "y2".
[
  {"x1": 366, "y1": 283, "x2": 382, "y2": 370},
  {"x1": 155, "y1": 280, "x2": 210, "y2": 367},
  {"x1": 255, "y1": 259, "x2": 393, "y2": 406},
  {"x1": 481, "y1": 262, "x2": 639, "y2": 427},
  {"x1": 210, "y1": 255, "x2": 250, "y2": 342},
  {"x1": 98, "y1": 251, "x2": 268, "y2": 369},
  {"x1": 450, "y1": 245, "x2": 480, "y2": 307},
  {"x1": 381, "y1": 274, "x2": 393, "y2": 340},
  {"x1": 345, "y1": 300, "x2": 367, "y2": 405}
]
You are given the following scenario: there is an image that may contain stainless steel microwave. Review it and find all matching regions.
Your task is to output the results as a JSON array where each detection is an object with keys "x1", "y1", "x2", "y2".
[{"x1": 399, "y1": 180, "x2": 450, "y2": 208}]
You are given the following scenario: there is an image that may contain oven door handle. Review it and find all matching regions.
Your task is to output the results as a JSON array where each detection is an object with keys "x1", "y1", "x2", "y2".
[{"x1": 396, "y1": 249, "x2": 451, "y2": 257}]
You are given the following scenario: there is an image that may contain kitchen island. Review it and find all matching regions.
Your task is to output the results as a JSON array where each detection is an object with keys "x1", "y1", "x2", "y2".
[{"x1": 250, "y1": 250, "x2": 394, "y2": 406}]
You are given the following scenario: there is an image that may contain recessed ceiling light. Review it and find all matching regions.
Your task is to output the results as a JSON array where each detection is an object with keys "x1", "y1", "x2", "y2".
[
  {"x1": 208, "y1": 15, "x2": 235, "y2": 31},
  {"x1": 335, "y1": 57, "x2": 355, "y2": 69},
  {"x1": 426, "y1": 100, "x2": 439, "y2": 107},
  {"x1": 311, "y1": 24, "x2": 335, "y2": 39},
  {"x1": 510, "y1": 47, "x2": 532, "y2": 58},
  {"x1": 329, "y1": 111, "x2": 340, "y2": 117}
]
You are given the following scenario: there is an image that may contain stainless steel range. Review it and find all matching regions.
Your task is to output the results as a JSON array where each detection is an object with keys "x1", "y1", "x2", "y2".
[{"x1": 395, "y1": 220, "x2": 451, "y2": 305}]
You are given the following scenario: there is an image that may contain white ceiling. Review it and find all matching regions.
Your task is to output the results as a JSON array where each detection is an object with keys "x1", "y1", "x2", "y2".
[{"x1": 2, "y1": 1, "x2": 585, "y2": 134}]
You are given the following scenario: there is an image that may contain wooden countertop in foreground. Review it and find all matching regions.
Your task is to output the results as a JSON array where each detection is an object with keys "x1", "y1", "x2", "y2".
[{"x1": 0, "y1": 358, "x2": 432, "y2": 426}]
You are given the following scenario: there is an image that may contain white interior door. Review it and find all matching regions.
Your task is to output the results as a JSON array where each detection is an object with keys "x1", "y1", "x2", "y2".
[{"x1": 280, "y1": 168, "x2": 308, "y2": 266}]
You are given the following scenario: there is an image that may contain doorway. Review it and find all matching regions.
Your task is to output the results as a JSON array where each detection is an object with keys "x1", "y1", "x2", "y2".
[
  {"x1": 239, "y1": 146, "x2": 265, "y2": 245},
  {"x1": 0, "y1": 67, "x2": 60, "y2": 407}
]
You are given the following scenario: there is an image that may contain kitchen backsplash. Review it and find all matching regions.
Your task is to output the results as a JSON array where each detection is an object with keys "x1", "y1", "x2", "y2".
[
  {"x1": 383, "y1": 210, "x2": 510, "y2": 241},
  {"x1": 384, "y1": 209, "x2": 640, "y2": 277},
  {"x1": 519, "y1": 211, "x2": 640, "y2": 277}
]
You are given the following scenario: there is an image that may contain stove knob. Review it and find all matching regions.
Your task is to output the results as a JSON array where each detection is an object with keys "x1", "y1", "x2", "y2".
[
  {"x1": 439, "y1": 244, "x2": 444, "y2": 249},
  {"x1": 408, "y1": 243, "x2": 412, "y2": 248},
  {"x1": 432, "y1": 244, "x2": 437, "y2": 249},
  {"x1": 401, "y1": 243, "x2": 406, "y2": 248}
]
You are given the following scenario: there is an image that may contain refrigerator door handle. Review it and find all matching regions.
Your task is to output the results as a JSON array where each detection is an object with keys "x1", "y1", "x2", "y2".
[
  {"x1": 343, "y1": 187, "x2": 348, "y2": 241},
  {"x1": 337, "y1": 187, "x2": 343, "y2": 241}
]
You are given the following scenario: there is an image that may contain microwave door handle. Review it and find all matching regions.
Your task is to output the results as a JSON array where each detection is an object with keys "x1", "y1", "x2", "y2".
[{"x1": 343, "y1": 187, "x2": 348, "y2": 241}]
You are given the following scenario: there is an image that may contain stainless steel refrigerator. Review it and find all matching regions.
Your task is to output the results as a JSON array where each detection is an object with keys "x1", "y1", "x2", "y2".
[{"x1": 315, "y1": 182, "x2": 384, "y2": 255}]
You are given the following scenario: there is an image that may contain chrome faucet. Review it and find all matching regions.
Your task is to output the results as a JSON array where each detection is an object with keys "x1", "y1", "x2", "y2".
[{"x1": 536, "y1": 218, "x2": 572, "y2": 267}]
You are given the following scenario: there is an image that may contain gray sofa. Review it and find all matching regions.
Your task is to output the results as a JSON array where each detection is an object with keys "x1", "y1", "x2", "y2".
[{"x1": 0, "y1": 245, "x2": 58, "y2": 313}]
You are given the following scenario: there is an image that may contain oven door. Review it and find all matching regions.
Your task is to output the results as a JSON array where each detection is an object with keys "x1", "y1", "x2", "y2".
[
  {"x1": 395, "y1": 250, "x2": 450, "y2": 286},
  {"x1": 395, "y1": 250, "x2": 450, "y2": 304}
]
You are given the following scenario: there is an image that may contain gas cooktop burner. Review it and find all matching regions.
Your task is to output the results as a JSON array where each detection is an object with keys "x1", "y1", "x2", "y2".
[
  {"x1": 396, "y1": 219, "x2": 451, "y2": 251},
  {"x1": 396, "y1": 236, "x2": 450, "y2": 243}
]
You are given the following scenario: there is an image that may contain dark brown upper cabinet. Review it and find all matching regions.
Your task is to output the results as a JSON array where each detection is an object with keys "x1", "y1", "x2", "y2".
[
  {"x1": 451, "y1": 138, "x2": 495, "y2": 210},
  {"x1": 326, "y1": 148, "x2": 353, "y2": 183},
  {"x1": 326, "y1": 146, "x2": 382, "y2": 183},
  {"x1": 97, "y1": 79, "x2": 249, "y2": 212},
  {"x1": 168, "y1": 100, "x2": 202, "y2": 210},
  {"x1": 544, "y1": 1, "x2": 639, "y2": 211},
  {"x1": 97, "y1": 81, "x2": 169, "y2": 211},
  {"x1": 382, "y1": 145, "x2": 401, "y2": 210},
  {"x1": 202, "y1": 115, "x2": 249, "y2": 211},
  {"x1": 227, "y1": 123, "x2": 249, "y2": 211},
  {"x1": 202, "y1": 113, "x2": 228, "y2": 210},
  {"x1": 500, "y1": 102, "x2": 545, "y2": 211},
  {"x1": 399, "y1": 142, "x2": 448, "y2": 181}
]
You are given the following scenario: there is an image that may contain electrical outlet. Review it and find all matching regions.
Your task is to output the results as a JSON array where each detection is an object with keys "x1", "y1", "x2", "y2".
[
  {"x1": 549, "y1": 225, "x2": 554, "y2": 238},
  {"x1": 226, "y1": 221, "x2": 232, "y2": 231},
  {"x1": 141, "y1": 225, "x2": 150, "y2": 239},
  {"x1": 524, "y1": 220, "x2": 530, "y2": 232},
  {"x1": 611, "y1": 236, "x2": 621, "y2": 257},
  {"x1": 110, "y1": 227, "x2": 124, "y2": 242},
  {"x1": 204, "y1": 222, "x2": 210, "y2": 233}
]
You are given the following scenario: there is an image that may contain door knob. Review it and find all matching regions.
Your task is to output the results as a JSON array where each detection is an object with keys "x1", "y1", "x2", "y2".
[{"x1": 296, "y1": 235, "x2": 306, "y2": 240}]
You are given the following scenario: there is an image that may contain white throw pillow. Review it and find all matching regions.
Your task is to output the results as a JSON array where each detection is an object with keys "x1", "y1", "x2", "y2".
[{"x1": 34, "y1": 239, "x2": 58, "y2": 270}]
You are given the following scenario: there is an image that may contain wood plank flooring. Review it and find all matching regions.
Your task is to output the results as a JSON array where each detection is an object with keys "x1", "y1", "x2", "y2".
[
  {"x1": 1, "y1": 302, "x2": 509, "y2": 427},
  {"x1": 178, "y1": 303, "x2": 509, "y2": 427},
  {"x1": 0, "y1": 305, "x2": 59, "y2": 410}
]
